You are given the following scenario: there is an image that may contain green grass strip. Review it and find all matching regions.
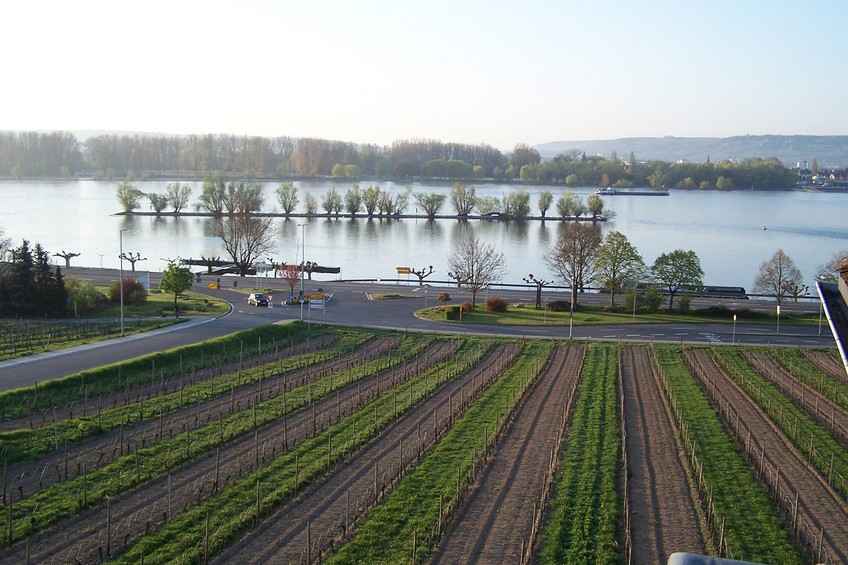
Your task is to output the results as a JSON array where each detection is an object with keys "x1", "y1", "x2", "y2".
[
  {"x1": 540, "y1": 343, "x2": 620, "y2": 564},
  {"x1": 2, "y1": 332, "x2": 435, "y2": 544},
  {"x1": 714, "y1": 348, "x2": 848, "y2": 502},
  {"x1": 113, "y1": 337, "x2": 493, "y2": 564},
  {"x1": 656, "y1": 345, "x2": 801, "y2": 564},
  {"x1": 327, "y1": 340, "x2": 550, "y2": 564}
]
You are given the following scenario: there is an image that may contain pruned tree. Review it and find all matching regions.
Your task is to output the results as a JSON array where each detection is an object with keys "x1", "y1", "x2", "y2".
[
  {"x1": 450, "y1": 182, "x2": 476, "y2": 216},
  {"x1": 555, "y1": 190, "x2": 584, "y2": 219},
  {"x1": 594, "y1": 231, "x2": 646, "y2": 309},
  {"x1": 363, "y1": 185, "x2": 381, "y2": 216},
  {"x1": 275, "y1": 181, "x2": 299, "y2": 215},
  {"x1": 753, "y1": 249, "x2": 804, "y2": 305},
  {"x1": 224, "y1": 182, "x2": 263, "y2": 215},
  {"x1": 344, "y1": 184, "x2": 363, "y2": 214},
  {"x1": 538, "y1": 190, "x2": 553, "y2": 218},
  {"x1": 166, "y1": 182, "x2": 192, "y2": 213},
  {"x1": 523, "y1": 273, "x2": 552, "y2": 309},
  {"x1": 447, "y1": 237, "x2": 505, "y2": 310},
  {"x1": 196, "y1": 175, "x2": 227, "y2": 216},
  {"x1": 147, "y1": 193, "x2": 169, "y2": 214},
  {"x1": 160, "y1": 261, "x2": 194, "y2": 307},
  {"x1": 502, "y1": 189, "x2": 531, "y2": 218},
  {"x1": 321, "y1": 187, "x2": 343, "y2": 215},
  {"x1": 544, "y1": 222, "x2": 602, "y2": 307},
  {"x1": 414, "y1": 192, "x2": 447, "y2": 219},
  {"x1": 411, "y1": 265, "x2": 435, "y2": 286},
  {"x1": 53, "y1": 250, "x2": 80, "y2": 268},
  {"x1": 652, "y1": 249, "x2": 704, "y2": 312},
  {"x1": 215, "y1": 214, "x2": 275, "y2": 276},
  {"x1": 116, "y1": 181, "x2": 145, "y2": 213},
  {"x1": 119, "y1": 252, "x2": 147, "y2": 272}
]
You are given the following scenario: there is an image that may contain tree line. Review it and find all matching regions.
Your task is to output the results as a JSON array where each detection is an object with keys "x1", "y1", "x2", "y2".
[{"x1": 1, "y1": 131, "x2": 802, "y2": 189}]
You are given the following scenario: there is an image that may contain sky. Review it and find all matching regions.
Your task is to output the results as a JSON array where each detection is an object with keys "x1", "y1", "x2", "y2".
[{"x1": 3, "y1": 0, "x2": 846, "y2": 151}]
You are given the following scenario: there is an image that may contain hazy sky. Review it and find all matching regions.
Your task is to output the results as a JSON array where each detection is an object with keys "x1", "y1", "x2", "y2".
[{"x1": 4, "y1": 1, "x2": 846, "y2": 150}]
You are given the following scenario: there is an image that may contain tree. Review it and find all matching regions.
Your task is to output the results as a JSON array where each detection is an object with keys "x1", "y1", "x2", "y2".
[
  {"x1": 275, "y1": 181, "x2": 299, "y2": 215},
  {"x1": 362, "y1": 185, "x2": 381, "y2": 215},
  {"x1": 585, "y1": 193, "x2": 605, "y2": 218},
  {"x1": 116, "y1": 181, "x2": 145, "y2": 213},
  {"x1": 538, "y1": 190, "x2": 553, "y2": 218},
  {"x1": 166, "y1": 182, "x2": 192, "y2": 213},
  {"x1": 508, "y1": 143, "x2": 541, "y2": 173},
  {"x1": 523, "y1": 273, "x2": 552, "y2": 309},
  {"x1": 753, "y1": 249, "x2": 804, "y2": 305},
  {"x1": 148, "y1": 192, "x2": 169, "y2": 214},
  {"x1": 450, "y1": 182, "x2": 476, "y2": 216},
  {"x1": 414, "y1": 192, "x2": 447, "y2": 219},
  {"x1": 197, "y1": 176, "x2": 227, "y2": 216},
  {"x1": 344, "y1": 184, "x2": 363, "y2": 214},
  {"x1": 214, "y1": 214, "x2": 276, "y2": 276},
  {"x1": 502, "y1": 189, "x2": 531, "y2": 218},
  {"x1": 321, "y1": 187, "x2": 343, "y2": 215},
  {"x1": 278, "y1": 264, "x2": 301, "y2": 297},
  {"x1": 651, "y1": 249, "x2": 704, "y2": 312},
  {"x1": 304, "y1": 193, "x2": 318, "y2": 215},
  {"x1": 594, "y1": 231, "x2": 646, "y2": 309},
  {"x1": 160, "y1": 262, "x2": 194, "y2": 307},
  {"x1": 544, "y1": 222, "x2": 602, "y2": 307},
  {"x1": 816, "y1": 248, "x2": 848, "y2": 283},
  {"x1": 447, "y1": 237, "x2": 505, "y2": 311},
  {"x1": 555, "y1": 191, "x2": 583, "y2": 218}
]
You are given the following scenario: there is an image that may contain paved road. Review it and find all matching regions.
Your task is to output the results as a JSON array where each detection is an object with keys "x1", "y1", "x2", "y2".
[{"x1": 0, "y1": 268, "x2": 836, "y2": 393}]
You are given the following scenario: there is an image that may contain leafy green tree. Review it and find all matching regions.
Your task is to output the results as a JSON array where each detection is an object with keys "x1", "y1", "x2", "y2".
[
  {"x1": 414, "y1": 192, "x2": 447, "y2": 219},
  {"x1": 556, "y1": 191, "x2": 584, "y2": 218},
  {"x1": 565, "y1": 174, "x2": 579, "y2": 187},
  {"x1": 508, "y1": 143, "x2": 541, "y2": 174},
  {"x1": 475, "y1": 196, "x2": 501, "y2": 215},
  {"x1": 363, "y1": 185, "x2": 382, "y2": 215},
  {"x1": 753, "y1": 249, "x2": 804, "y2": 305},
  {"x1": 594, "y1": 231, "x2": 646, "y2": 308},
  {"x1": 65, "y1": 277, "x2": 107, "y2": 316},
  {"x1": 116, "y1": 181, "x2": 145, "y2": 213},
  {"x1": 275, "y1": 181, "x2": 298, "y2": 215},
  {"x1": 344, "y1": 184, "x2": 363, "y2": 214},
  {"x1": 502, "y1": 189, "x2": 531, "y2": 218},
  {"x1": 586, "y1": 193, "x2": 605, "y2": 218},
  {"x1": 331, "y1": 163, "x2": 345, "y2": 177},
  {"x1": 538, "y1": 190, "x2": 553, "y2": 217},
  {"x1": 544, "y1": 222, "x2": 602, "y2": 307},
  {"x1": 223, "y1": 182, "x2": 263, "y2": 214},
  {"x1": 447, "y1": 237, "x2": 505, "y2": 310},
  {"x1": 450, "y1": 182, "x2": 476, "y2": 216},
  {"x1": 197, "y1": 176, "x2": 227, "y2": 216},
  {"x1": 166, "y1": 182, "x2": 192, "y2": 213},
  {"x1": 147, "y1": 193, "x2": 169, "y2": 214},
  {"x1": 160, "y1": 262, "x2": 194, "y2": 307},
  {"x1": 715, "y1": 176, "x2": 733, "y2": 190},
  {"x1": 651, "y1": 249, "x2": 704, "y2": 312},
  {"x1": 321, "y1": 187, "x2": 343, "y2": 215}
]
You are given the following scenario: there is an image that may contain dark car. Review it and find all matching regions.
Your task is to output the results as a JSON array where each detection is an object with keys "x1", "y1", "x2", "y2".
[{"x1": 247, "y1": 293, "x2": 269, "y2": 306}]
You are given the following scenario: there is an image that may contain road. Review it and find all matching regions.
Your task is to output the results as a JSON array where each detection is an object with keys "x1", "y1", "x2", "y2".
[{"x1": 0, "y1": 268, "x2": 837, "y2": 392}]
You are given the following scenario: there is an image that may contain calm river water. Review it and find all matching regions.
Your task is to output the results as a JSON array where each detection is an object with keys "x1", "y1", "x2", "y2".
[{"x1": 1, "y1": 179, "x2": 845, "y2": 289}]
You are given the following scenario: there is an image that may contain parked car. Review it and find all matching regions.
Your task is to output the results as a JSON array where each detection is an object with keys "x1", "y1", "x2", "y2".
[{"x1": 247, "y1": 293, "x2": 270, "y2": 307}]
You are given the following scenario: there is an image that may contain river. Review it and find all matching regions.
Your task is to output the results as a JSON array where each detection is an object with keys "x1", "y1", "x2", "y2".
[{"x1": 0, "y1": 179, "x2": 845, "y2": 289}]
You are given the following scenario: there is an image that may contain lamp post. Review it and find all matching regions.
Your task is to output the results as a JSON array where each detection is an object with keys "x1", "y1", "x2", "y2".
[
  {"x1": 732, "y1": 313, "x2": 737, "y2": 344},
  {"x1": 776, "y1": 304, "x2": 781, "y2": 335},
  {"x1": 119, "y1": 228, "x2": 129, "y2": 337},
  {"x1": 297, "y1": 223, "x2": 308, "y2": 321}
]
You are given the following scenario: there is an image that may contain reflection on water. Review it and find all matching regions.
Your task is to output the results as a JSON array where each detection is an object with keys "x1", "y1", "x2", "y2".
[{"x1": 1, "y1": 179, "x2": 846, "y2": 287}]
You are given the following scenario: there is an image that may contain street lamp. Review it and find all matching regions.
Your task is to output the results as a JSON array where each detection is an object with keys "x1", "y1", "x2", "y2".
[
  {"x1": 776, "y1": 304, "x2": 781, "y2": 335},
  {"x1": 119, "y1": 228, "x2": 129, "y2": 337},
  {"x1": 297, "y1": 224, "x2": 309, "y2": 321},
  {"x1": 732, "y1": 313, "x2": 737, "y2": 344}
]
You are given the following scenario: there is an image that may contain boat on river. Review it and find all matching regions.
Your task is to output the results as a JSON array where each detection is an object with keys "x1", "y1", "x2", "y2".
[{"x1": 595, "y1": 187, "x2": 669, "y2": 196}]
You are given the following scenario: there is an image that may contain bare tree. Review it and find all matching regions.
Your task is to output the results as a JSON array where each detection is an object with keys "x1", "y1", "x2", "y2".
[
  {"x1": 816, "y1": 248, "x2": 848, "y2": 283},
  {"x1": 753, "y1": 249, "x2": 804, "y2": 305},
  {"x1": 447, "y1": 237, "x2": 505, "y2": 310},
  {"x1": 215, "y1": 214, "x2": 275, "y2": 276},
  {"x1": 544, "y1": 222, "x2": 602, "y2": 307},
  {"x1": 450, "y1": 182, "x2": 476, "y2": 216}
]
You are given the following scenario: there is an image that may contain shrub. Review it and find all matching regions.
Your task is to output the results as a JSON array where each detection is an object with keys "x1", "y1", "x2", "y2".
[
  {"x1": 644, "y1": 288, "x2": 662, "y2": 313},
  {"x1": 460, "y1": 301, "x2": 473, "y2": 312},
  {"x1": 679, "y1": 295, "x2": 692, "y2": 313},
  {"x1": 109, "y1": 278, "x2": 147, "y2": 306},
  {"x1": 445, "y1": 306, "x2": 461, "y2": 320},
  {"x1": 65, "y1": 277, "x2": 108, "y2": 315},
  {"x1": 485, "y1": 297, "x2": 508, "y2": 312},
  {"x1": 546, "y1": 300, "x2": 571, "y2": 312},
  {"x1": 438, "y1": 292, "x2": 450, "y2": 302}
]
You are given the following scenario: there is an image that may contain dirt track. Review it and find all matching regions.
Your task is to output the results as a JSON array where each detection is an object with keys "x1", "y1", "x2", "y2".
[
  {"x1": 621, "y1": 346, "x2": 705, "y2": 564},
  {"x1": 430, "y1": 345, "x2": 584, "y2": 565},
  {"x1": 687, "y1": 349, "x2": 848, "y2": 564},
  {"x1": 212, "y1": 343, "x2": 523, "y2": 564}
]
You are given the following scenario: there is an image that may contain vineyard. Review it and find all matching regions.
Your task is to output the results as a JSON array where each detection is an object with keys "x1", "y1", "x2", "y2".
[{"x1": 0, "y1": 321, "x2": 846, "y2": 564}]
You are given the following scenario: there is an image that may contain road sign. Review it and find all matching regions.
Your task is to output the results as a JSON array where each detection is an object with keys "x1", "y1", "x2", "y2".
[{"x1": 396, "y1": 267, "x2": 411, "y2": 275}]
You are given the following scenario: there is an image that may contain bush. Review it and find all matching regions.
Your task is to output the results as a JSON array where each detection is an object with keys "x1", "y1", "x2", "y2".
[
  {"x1": 65, "y1": 277, "x2": 108, "y2": 315},
  {"x1": 679, "y1": 295, "x2": 692, "y2": 313},
  {"x1": 461, "y1": 301, "x2": 473, "y2": 312},
  {"x1": 438, "y1": 292, "x2": 450, "y2": 302},
  {"x1": 546, "y1": 300, "x2": 572, "y2": 312},
  {"x1": 644, "y1": 288, "x2": 662, "y2": 313},
  {"x1": 485, "y1": 297, "x2": 508, "y2": 312},
  {"x1": 109, "y1": 278, "x2": 147, "y2": 306},
  {"x1": 445, "y1": 306, "x2": 461, "y2": 320}
]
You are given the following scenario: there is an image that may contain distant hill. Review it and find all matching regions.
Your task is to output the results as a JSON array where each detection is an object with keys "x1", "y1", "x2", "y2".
[{"x1": 535, "y1": 135, "x2": 848, "y2": 168}]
